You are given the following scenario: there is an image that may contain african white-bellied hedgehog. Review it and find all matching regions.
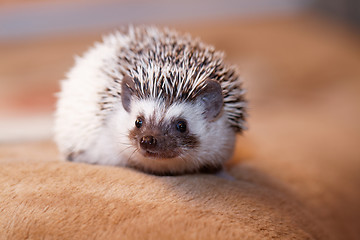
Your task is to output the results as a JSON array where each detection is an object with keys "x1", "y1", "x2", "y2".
[{"x1": 54, "y1": 26, "x2": 246, "y2": 175}]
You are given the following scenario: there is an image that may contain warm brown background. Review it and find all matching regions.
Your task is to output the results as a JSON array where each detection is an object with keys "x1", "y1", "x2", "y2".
[{"x1": 0, "y1": 1, "x2": 360, "y2": 239}]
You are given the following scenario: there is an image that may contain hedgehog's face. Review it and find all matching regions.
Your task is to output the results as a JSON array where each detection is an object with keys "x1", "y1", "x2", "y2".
[
  {"x1": 112, "y1": 76, "x2": 235, "y2": 175},
  {"x1": 128, "y1": 100, "x2": 200, "y2": 162},
  {"x1": 129, "y1": 107, "x2": 198, "y2": 160}
]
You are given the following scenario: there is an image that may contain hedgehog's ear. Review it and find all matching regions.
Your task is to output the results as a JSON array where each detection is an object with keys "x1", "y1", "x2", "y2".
[
  {"x1": 197, "y1": 79, "x2": 224, "y2": 121},
  {"x1": 121, "y1": 74, "x2": 135, "y2": 112}
]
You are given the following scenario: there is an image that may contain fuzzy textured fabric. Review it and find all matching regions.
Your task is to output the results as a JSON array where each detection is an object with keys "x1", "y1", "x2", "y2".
[
  {"x1": 1, "y1": 127, "x2": 360, "y2": 240},
  {"x1": 0, "y1": 154, "x2": 324, "y2": 240}
]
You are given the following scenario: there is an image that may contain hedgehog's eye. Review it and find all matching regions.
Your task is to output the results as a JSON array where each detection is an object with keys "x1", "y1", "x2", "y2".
[
  {"x1": 176, "y1": 120, "x2": 187, "y2": 133},
  {"x1": 135, "y1": 118, "x2": 143, "y2": 128}
]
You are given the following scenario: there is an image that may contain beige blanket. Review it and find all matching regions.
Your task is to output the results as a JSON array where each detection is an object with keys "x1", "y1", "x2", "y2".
[{"x1": 0, "y1": 144, "x2": 328, "y2": 240}]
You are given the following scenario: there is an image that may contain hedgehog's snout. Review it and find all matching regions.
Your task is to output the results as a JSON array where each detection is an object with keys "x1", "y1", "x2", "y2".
[
  {"x1": 137, "y1": 133, "x2": 179, "y2": 159},
  {"x1": 140, "y1": 135, "x2": 157, "y2": 150}
]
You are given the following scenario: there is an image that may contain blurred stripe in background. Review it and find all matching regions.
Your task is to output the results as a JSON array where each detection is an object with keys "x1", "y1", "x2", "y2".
[{"x1": 0, "y1": 0, "x2": 314, "y2": 41}]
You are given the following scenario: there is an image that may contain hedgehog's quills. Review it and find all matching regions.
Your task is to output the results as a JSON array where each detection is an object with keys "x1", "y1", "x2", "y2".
[{"x1": 54, "y1": 26, "x2": 246, "y2": 175}]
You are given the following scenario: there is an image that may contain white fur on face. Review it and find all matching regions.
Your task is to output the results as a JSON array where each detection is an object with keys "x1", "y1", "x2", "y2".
[{"x1": 104, "y1": 98, "x2": 235, "y2": 174}]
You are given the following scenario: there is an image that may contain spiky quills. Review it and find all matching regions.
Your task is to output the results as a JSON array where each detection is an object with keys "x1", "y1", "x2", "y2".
[{"x1": 100, "y1": 26, "x2": 246, "y2": 131}]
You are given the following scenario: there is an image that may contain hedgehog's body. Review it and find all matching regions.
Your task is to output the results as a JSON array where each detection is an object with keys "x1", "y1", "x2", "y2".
[{"x1": 54, "y1": 26, "x2": 246, "y2": 175}]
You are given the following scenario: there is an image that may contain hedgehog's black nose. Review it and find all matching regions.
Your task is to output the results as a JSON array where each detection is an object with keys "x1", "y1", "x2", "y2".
[{"x1": 140, "y1": 136, "x2": 157, "y2": 150}]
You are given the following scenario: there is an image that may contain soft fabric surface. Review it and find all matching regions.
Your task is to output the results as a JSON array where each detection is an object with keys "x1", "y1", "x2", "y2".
[
  {"x1": 1, "y1": 15, "x2": 360, "y2": 239},
  {"x1": 0, "y1": 159, "x2": 322, "y2": 239}
]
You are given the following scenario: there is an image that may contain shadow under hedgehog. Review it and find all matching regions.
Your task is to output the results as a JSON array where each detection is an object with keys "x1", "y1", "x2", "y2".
[{"x1": 54, "y1": 26, "x2": 247, "y2": 175}]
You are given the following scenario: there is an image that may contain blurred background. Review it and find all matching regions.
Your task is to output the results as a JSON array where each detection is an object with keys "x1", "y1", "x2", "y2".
[
  {"x1": 0, "y1": 0, "x2": 359, "y2": 142},
  {"x1": 0, "y1": 0, "x2": 360, "y2": 238},
  {"x1": 0, "y1": 0, "x2": 360, "y2": 143}
]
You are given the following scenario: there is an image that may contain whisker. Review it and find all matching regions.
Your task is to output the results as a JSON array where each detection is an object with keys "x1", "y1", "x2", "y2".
[
  {"x1": 179, "y1": 155, "x2": 187, "y2": 163},
  {"x1": 127, "y1": 148, "x2": 138, "y2": 163},
  {"x1": 116, "y1": 141, "x2": 133, "y2": 146},
  {"x1": 178, "y1": 152, "x2": 190, "y2": 164},
  {"x1": 118, "y1": 145, "x2": 134, "y2": 155}
]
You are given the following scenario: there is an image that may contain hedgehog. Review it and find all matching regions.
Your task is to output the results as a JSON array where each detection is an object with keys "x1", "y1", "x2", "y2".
[{"x1": 54, "y1": 26, "x2": 246, "y2": 175}]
